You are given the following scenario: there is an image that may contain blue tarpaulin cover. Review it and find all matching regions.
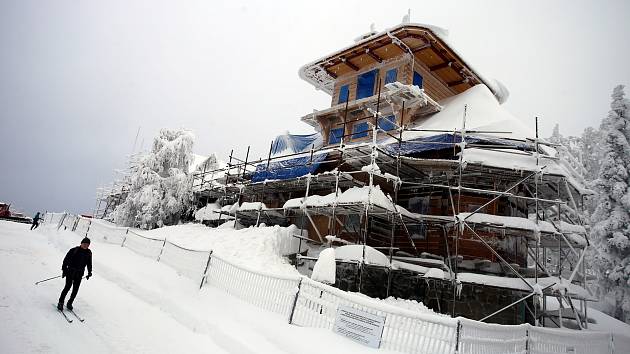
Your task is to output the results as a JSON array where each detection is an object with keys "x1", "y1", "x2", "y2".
[
  {"x1": 251, "y1": 153, "x2": 328, "y2": 183},
  {"x1": 382, "y1": 133, "x2": 530, "y2": 156},
  {"x1": 271, "y1": 132, "x2": 322, "y2": 156}
]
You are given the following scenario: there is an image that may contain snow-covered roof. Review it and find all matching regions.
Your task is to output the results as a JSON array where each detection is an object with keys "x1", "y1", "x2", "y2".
[
  {"x1": 299, "y1": 23, "x2": 508, "y2": 104},
  {"x1": 397, "y1": 84, "x2": 532, "y2": 142}
]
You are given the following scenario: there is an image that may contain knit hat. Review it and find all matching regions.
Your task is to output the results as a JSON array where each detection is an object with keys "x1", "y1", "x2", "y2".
[{"x1": 81, "y1": 237, "x2": 91, "y2": 244}]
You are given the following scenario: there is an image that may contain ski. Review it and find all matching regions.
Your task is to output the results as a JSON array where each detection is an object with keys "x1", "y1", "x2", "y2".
[
  {"x1": 68, "y1": 309, "x2": 84, "y2": 322},
  {"x1": 53, "y1": 304, "x2": 73, "y2": 323}
]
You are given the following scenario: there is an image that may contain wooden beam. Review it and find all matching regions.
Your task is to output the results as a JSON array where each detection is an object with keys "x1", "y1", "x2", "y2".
[
  {"x1": 411, "y1": 43, "x2": 431, "y2": 53},
  {"x1": 447, "y1": 79, "x2": 467, "y2": 87},
  {"x1": 429, "y1": 61, "x2": 453, "y2": 71},
  {"x1": 365, "y1": 48, "x2": 383, "y2": 63},
  {"x1": 341, "y1": 57, "x2": 359, "y2": 71},
  {"x1": 324, "y1": 67, "x2": 338, "y2": 79}
]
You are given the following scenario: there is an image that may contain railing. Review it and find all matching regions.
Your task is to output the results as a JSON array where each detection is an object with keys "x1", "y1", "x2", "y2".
[
  {"x1": 293, "y1": 278, "x2": 458, "y2": 354},
  {"x1": 458, "y1": 317, "x2": 527, "y2": 354},
  {"x1": 49, "y1": 212, "x2": 630, "y2": 354},
  {"x1": 205, "y1": 254, "x2": 300, "y2": 318},
  {"x1": 123, "y1": 229, "x2": 165, "y2": 260},
  {"x1": 74, "y1": 217, "x2": 91, "y2": 236},
  {"x1": 159, "y1": 241, "x2": 210, "y2": 283},
  {"x1": 88, "y1": 221, "x2": 128, "y2": 245},
  {"x1": 528, "y1": 326, "x2": 611, "y2": 354}
]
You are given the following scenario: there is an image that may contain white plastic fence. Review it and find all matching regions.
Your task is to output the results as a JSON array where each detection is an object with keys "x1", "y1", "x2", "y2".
[
  {"x1": 293, "y1": 278, "x2": 458, "y2": 354},
  {"x1": 46, "y1": 212, "x2": 65, "y2": 226},
  {"x1": 61, "y1": 214, "x2": 77, "y2": 230},
  {"x1": 613, "y1": 332, "x2": 630, "y2": 353},
  {"x1": 159, "y1": 241, "x2": 211, "y2": 282},
  {"x1": 205, "y1": 254, "x2": 301, "y2": 318},
  {"x1": 122, "y1": 230, "x2": 165, "y2": 260},
  {"x1": 529, "y1": 326, "x2": 612, "y2": 354},
  {"x1": 52, "y1": 213, "x2": 630, "y2": 354},
  {"x1": 88, "y1": 221, "x2": 128, "y2": 245},
  {"x1": 74, "y1": 217, "x2": 91, "y2": 236},
  {"x1": 458, "y1": 317, "x2": 527, "y2": 354}
]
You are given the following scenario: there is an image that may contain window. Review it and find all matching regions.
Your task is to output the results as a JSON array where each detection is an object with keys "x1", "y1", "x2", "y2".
[
  {"x1": 377, "y1": 115, "x2": 397, "y2": 131},
  {"x1": 328, "y1": 127, "x2": 344, "y2": 145},
  {"x1": 338, "y1": 85, "x2": 349, "y2": 104},
  {"x1": 352, "y1": 122, "x2": 369, "y2": 139},
  {"x1": 385, "y1": 68, "x2": 397, "y2": 84},
  {"x1": 356, "y1": 69, "x2": 378, "y2": 99},
  {"x1": 409, "y1": 224, "x2": 427, "y2": 240},
  {"x1": 408, "y1": 196, "x2": 430, "y2": 214},
  {"x1": 413, "y1": 71, "x2": 423, "y2": 88}
]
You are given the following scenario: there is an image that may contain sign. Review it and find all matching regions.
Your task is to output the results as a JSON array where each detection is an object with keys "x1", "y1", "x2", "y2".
[{"x1": 333, "y1": 305, "x2": 386, "y2": 348}]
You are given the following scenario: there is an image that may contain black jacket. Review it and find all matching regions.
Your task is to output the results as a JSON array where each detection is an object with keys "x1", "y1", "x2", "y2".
[{"x1": 62, "y1": 246, "x2": 92, "y2": 278}]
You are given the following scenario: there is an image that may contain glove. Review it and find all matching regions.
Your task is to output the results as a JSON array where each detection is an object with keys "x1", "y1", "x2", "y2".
[{"x1": 86, "y1": 273, "x2": 92, "y2": 280}]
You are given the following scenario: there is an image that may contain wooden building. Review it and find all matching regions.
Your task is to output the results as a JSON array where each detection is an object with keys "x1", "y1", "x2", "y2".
[{"x1": 192, "y1": 23, "x2": 592, "y2": 328}]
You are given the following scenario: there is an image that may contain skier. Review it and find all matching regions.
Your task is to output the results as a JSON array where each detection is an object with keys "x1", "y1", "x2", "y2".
[
  {"x1": 30, "y1": 212, "x2": 41, "y2": 230},
  {"x1": 57, "y1": 237, "x2": 92, "y2": 311}
]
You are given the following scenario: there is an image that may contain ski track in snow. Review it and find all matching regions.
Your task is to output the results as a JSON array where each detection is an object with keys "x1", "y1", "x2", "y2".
[{"x1": 1, "y1": 221, "x2": 392, "y2": 354}]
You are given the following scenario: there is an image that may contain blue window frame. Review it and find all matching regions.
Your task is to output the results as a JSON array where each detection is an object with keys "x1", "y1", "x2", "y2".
[
  {"x1": 356, "y1": 69, "x2": 378, "y2": 99},
  {"x1": 338, "y1": 85, "x2": 349, "y2": 104},
  {"x1": 328, "y1": 127, "x2": 344, "y2": 145},
  {"x1": 413, "y1": 71, "x2": 423, "y2": 88},
  {"x1": 352, "y1": 122, "x2": 369, "y2": 139},
  {"x1": 377, "y1": 115, "x2": 397, "y2": 131},
  {"x1": 385, "y1": 69, "x2": 397, "y2": 85}
]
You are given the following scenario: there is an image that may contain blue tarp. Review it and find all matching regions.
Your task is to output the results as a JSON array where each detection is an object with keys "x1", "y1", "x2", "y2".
[
  {"x1": 251, "y1": 153, "x2": 328, "y2": 183},
  {"x1": 271, "y1": 132, "x2": 322, "y2": 156},
  {"x1": 382, "y1": 133, "x2": 530, "y2": 156}
]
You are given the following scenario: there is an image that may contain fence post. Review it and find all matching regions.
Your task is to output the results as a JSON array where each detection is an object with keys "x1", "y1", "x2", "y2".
[
  {"x1": 157, "y1": 239, "x2": 167, "y2": 261},
  {"x1": 121, "y1": 229, "x2": 129, "y2": 247},
  {"x1": 57, "y1": 213, "x2": 67, "y2": 231},
  {"x1": 72, "y1": 216, "x2": 79, "y2": 232},
  {"x1": 288, "y1": 277, "x2": 303, "y2": 325},
  {"x1": 525, "y1": 326, "x2": 530, "y2": 354},
  {"x1": 199, "y1": 250, "x2": 214, "y2": 289},
  {"x1": 85, "y1": 219, "x2": 92, "y2": 237},
  {"x1": 610, "y1": 333, "x2": 614, "y2": 354},
  {"x1": 455, "y1": 319, "x2": 461, "y2": 354}
]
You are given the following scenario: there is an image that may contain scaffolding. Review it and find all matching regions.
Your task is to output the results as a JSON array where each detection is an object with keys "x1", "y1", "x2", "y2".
[{"x1": 191, "y1": 91, "x2": 592, "y2": 328}]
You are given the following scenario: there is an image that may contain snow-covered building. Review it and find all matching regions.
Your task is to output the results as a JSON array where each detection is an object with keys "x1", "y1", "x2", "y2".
[{"x1": 193, "y1": 22, "x2": 592, "y2": 327}]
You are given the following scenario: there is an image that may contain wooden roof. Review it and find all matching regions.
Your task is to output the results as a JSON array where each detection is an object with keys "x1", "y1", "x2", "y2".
[{"x1": 299, "y1": 23, "x2": 493, "y2": 98}]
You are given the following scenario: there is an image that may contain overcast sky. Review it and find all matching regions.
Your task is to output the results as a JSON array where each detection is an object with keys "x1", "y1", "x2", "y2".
[{"x1": 1, "y1": 0, "x2": 629, "y2": 216}]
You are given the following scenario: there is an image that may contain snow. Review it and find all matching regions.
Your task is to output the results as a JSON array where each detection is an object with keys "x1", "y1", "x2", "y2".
[
  {"x1": 398, "y1": 85, "x2": 533, "y2": 143},
  {"x1": 194, "y1": 202, "x2": 231, "y2": 221},
  {"x1": 1, "y1": 220, "x2": 406, "y2": 354},
  {"x1": 334, "y1": 245, "x2": 390, "y2": 266},
  {"x1": 138, "y1": 223, "x2": 302, "y2": 274},
  {"x1": 423, "y1": 267, "x2": 446, "y2": 280},
  {"x1": 311, "y1": 248, "x2": 336, "y2": 284},
  {"x1": 459, "y1": 212, "x2": 556, "y2": 234},
  {"x1": 238, "y1": 201, "x2": 267, "y2": 211}
]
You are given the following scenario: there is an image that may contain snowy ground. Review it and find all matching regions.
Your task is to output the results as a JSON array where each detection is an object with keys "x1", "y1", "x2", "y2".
[{"x1": 0, "y1": 220, "x2": 396, "y2": 354}]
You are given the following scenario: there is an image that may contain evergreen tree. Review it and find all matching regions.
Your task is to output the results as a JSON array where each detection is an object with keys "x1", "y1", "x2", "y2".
[
  {"x1": 112, "y1": 129, "x2": 195, "y2": 229},
  {"x1": 591, "y1": 85, "x2": 630, "y2": 322}
]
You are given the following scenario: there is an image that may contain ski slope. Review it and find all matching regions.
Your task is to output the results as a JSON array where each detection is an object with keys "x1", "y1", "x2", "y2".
[{"x1": 0, "y1": 220, "x2": 396, "y2": 354}]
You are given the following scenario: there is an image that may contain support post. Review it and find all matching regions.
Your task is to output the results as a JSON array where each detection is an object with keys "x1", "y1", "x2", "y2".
[
  {"x1": 199, "y1": 250, "x2": 213, "y2": 289},
  {"x1": 157, "y1": 239, "x2": 167, "y2": 261},
  {"x1": 288, "y1": 277, "x2": 303, "y2": 324}
]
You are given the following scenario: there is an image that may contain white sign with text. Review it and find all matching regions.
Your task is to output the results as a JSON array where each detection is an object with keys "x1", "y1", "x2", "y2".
[{"x1": 333, "y1": 305, "x2": 385, "y2": 348}]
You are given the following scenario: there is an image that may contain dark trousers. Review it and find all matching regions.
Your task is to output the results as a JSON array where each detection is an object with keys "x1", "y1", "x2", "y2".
[
  {"x1": 59, "y1": 277, "x2": 82, "y2": 305},
  {"x1": 30, "y1": 221, "x2": 39, "y2": 230}
]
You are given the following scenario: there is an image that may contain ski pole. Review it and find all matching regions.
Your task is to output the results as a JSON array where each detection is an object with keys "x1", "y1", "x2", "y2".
[{"x1": 35, "y1": 275, "x2": 62, "y2": 285}]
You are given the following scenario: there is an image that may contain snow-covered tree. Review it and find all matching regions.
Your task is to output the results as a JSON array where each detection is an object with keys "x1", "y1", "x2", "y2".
[
  {"x1": 590, "y1": 85, "x2": 630, "y2": 322},
  {"x1": 112, "y1": 129, "x2": 195, "y2": 229}
]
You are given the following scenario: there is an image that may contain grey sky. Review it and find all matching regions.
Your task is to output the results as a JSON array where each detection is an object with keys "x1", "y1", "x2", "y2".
[{"x1": 1, "y1": 0, "x2": 629, "y2": 216}]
